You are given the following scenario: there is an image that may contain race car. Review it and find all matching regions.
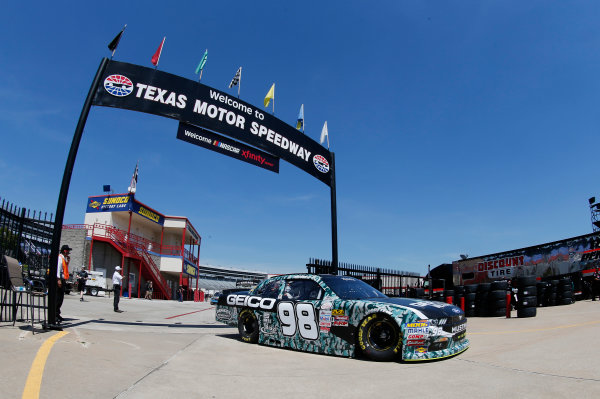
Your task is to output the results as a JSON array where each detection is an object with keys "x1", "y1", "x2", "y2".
[{"x1": 215, "y1": 273, "x2": 469, "y2": 361}]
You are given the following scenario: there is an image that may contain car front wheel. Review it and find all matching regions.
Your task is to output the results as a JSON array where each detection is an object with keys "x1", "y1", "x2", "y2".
[{"x1": 357, "y1": 314, "x2": 402, "y2": 361}]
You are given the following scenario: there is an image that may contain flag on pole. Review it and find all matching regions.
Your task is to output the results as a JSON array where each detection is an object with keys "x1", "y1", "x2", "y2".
[
  {"x1": 264, "y1": 83, "x2": 275, "y2": 108},
  {"x1": 151, "y1": 37, "x2": 166, "y2": 67},
  {"x1": 296, "y1": 104, "x2": 304, "y2": 131},
  {"x1": 128, "y1": 162, "x2": 139, "y2": 194},
  {"x1": 229, "y1": 67, "x2": 242, "y2": 88},
  {"x1": 108, "y1": 25, "x2": 126, "y2": 57},
  {"x1": 320, "y1": 121, "x2": 329, "y2": 149},
  {"x1": 195, "y1": 49, "x2": 208, "y2": 75}
]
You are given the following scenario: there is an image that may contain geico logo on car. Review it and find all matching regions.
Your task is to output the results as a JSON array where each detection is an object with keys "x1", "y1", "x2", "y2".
[{"x1": 226, "y1": 294, "x2": 276, "y2": 310}]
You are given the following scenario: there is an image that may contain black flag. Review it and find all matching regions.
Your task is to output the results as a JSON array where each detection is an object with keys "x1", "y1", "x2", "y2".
[{"x1": 108, "y1": 25, "x2": 126, "y2": 54}]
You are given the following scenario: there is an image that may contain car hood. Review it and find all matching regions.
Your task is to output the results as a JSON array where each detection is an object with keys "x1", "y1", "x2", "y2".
[{"x1": 366, "y1": 297, "x2": 464, "y2": 319}]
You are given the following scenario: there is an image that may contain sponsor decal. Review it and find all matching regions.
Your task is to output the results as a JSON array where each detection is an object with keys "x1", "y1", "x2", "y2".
[
  {"x1": 319, "y1": 314, "x2": 332, "y2": 327},
  {"x1": 331, "y1": 309, "x2": 345, "y2": 316},
  {"x1": 104, "y1": 74, "x2": 133, "y2": 97},
  {"x1": 452, "y1": 323, "x2": 467, "y2": 333},
  {"x1": 87, "y1": 195, "x2": 132, "y2": 213},
  {"x1": 406, "y1": 334, "x2": 427, "y2": 340},
  {"x1": 226, "y1": 294, "x2": 276, "y2": 310},
  {"x1": 260, "y1": 313, "x2": 278, "y2": 335},
  {"x1": 407, "y1": 340, "x2": 427, "y2": 347},
  {"x1": 313, "y1": 154, "x2": 330, "y2": 173},
  {"x1": 416, "y1": 347, "x2": 428, "y2": 353},
  {"x1": 321, "y1": 301, "x2": 333, "y2": 310},
  {"x1": 332, "y1": 315, "x2": 349, "y2": 327},
  {"x1": 138, "y1": 206, "x2": 160, "y2": 223},
  {"x1": 320, "y1": 326, "x2": 330, "y2": 333},
  {"x1": 404, "y1": 322, "x2": 429, "y2": 335},
  {"x1": 216, "y1": 308, "x2": 233, "y2": 320},
  {"x1": 177, "y1": 123, "x2": 279, "y2": 173}
]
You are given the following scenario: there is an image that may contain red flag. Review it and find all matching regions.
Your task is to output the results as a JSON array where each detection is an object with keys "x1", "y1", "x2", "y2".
[{"x1": 151, "y1": 37, "x2": 165, "y2": 66}]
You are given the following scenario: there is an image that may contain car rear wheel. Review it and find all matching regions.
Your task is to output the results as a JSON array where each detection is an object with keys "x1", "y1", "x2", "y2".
[
  {"x1": 357, "y1": 314, "x2": 401, "y2": 361},
  {"x1": 238, "y1": 309, "x2": 259, "y2": 344}
]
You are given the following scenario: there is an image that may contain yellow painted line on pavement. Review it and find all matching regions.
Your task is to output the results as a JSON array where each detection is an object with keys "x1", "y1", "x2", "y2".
[
  {"x1": 22, "y1": 331, "x2": 69, "y2": 399},
  {"x1": 469, "y1": 319, "x2": 600, "y2": 335}
]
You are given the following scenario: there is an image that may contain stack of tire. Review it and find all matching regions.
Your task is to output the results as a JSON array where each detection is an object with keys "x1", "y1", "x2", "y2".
[
  {"x1": 536, "y1": 281, "x2": 549, "y2": 307},
  {"x1": 557, "y1": 278, "x2": 574, "y2": 305},
  {"x1": 547, "y1": 280, "x2": 559, "y2": 306},
  {"x1": 515, "y1": 276, "x2": 537, "y2": 318},
  {"x1": 487, "y1": 280, "x2": 508, "y2": 317},
  {"x1": 475, "y1": 283, "x2": 491, "y2": 316},
  {"x1": 463, "y1": 284, "x2": 477, "y2": 317}
]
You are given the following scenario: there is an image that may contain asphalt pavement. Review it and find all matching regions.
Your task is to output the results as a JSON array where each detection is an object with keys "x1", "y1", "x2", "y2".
[{"x1": 1, "y1": 292, "x2": 599, "y2": 398}]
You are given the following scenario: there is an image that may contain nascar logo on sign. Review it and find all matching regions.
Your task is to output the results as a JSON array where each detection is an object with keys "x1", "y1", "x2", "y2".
[
  {"x1": 104, "y1": 74, "x2": 133, "y2": 97},
  {"x1": 313, "y1": 154, "x2": 330, "y2": 173}
]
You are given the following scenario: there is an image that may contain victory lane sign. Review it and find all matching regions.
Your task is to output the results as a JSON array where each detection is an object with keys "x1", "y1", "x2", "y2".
[{"x1": 93, "y1": 61, "x2": 332, "y2": 186}]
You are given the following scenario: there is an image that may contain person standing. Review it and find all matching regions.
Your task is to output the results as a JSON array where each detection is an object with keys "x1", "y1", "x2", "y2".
[
  {"x1": 77, "y1": 267, "x2": 89, "y2": 301},
  {"x1": 56, "y1": 244, "x2": 71, "y2": 323},
  {"x1": 113, "y1": 266, "x2": 123, "y2": 312},
  {"x1": 145, "y1": 281, "x2": 153, "y2": 300}
]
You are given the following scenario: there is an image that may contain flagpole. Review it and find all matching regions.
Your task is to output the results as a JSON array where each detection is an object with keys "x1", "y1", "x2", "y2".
[
  {"x1": 330, "y1": 152, "x2": 338, "y2": 274},
  {"x1": 238, "y1": 69, "x2": 241, "y2": 99},
  {"x1": 49, "y1": 57, "x2": 109, "y2": 327},
  {"x1": 199, "y1": 69, "x2": 203, "y2": 82}
]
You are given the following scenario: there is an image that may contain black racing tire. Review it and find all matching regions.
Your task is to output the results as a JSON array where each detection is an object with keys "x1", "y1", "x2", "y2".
[
  {"x1": 465, "y1": 292, "x2": 477, "y2": 301},
  {"x1": 477, "y1": 283, "x2": 491, "y2": 292},
  {"x1": 464, "y1": 284, "x2": 478, "y2": 294},
  {"x1": 517, "y1": 307, "x2": 537, "y2": 318},
  {"x1": 519, "y1": 286, "x2": 537, "y2": 297},
  {"x1": 238, "y1": 308, "x2": 259, "y2": 344},
  {"x1": 516, "y1": 276, "x2": 537, "y2": 287},
  {"x1": 559, "y1": 298, "x2": 573, "y2": 305},
  {"x1": 489, "y1": 290, "x2": 508, "y2": 301},
  {"x1": 518, "y1": 295, "x2": 537, "y2": 308},
  {"x1": 490, "y1": 281, "x2": 508, "y2": 291},
  {"x1": 559, "y1": 290, "x2": 573, "y2": 299},
  {"x1": 357, "y1": 314, "x2": 402, "y2": 362},
  {"x1": 489, "y1": 308, "x2": 507, "y2": 317}
]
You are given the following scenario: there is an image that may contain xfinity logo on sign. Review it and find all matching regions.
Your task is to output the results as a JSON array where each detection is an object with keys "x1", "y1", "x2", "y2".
[{"x1": 104, "y1": 74, "x2": 133, "y2": 97}]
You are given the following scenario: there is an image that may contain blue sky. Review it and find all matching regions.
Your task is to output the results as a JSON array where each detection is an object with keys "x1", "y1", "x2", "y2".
[{"x1": 1, "y1": 1, "x2": 599, "y2": 275}]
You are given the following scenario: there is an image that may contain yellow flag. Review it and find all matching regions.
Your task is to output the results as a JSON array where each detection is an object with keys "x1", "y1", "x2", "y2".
[{"x1": 264, "y1": 83, "x2": 275, "y2": 107}]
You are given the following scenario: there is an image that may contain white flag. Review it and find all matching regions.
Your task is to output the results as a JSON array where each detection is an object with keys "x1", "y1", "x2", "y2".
[
  {"x1": 128, "y1": 162, "x2": 139, "y2": 194},
  {"x1": 320, "y1": 121, "x2": 329, "y2": 148}
]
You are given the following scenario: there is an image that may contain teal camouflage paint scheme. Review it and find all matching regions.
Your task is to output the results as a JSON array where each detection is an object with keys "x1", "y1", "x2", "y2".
[{"x1": 215, "y1": 274, "x2": 469, "y2": 361}]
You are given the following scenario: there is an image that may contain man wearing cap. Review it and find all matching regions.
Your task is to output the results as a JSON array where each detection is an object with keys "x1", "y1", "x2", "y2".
[
  {"x1": 56, "y1": 244, "x2": 71, "y2": 323},
  {"x1": 113, "y1": 266, "x2": 123, "y2": 312}
]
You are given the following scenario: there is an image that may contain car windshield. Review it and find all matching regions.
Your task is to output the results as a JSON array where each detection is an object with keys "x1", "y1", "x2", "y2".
[{"x1": 321, "y1": 276, "x2": 388, "y2": 300}]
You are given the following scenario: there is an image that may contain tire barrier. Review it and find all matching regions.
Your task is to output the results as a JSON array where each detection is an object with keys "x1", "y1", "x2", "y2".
[
  {"x1": 557, "y1": 278, "x2": 574, "y2": 306},
  {"x1": 475, "y1": 283, "x2": 491, "y2": 317},
  {"x1": 515, "y1": 276, "x2": 537, "y2": 318},
  {"x1": 487, "y1": 289, "x2": 507, "y2": 317}
]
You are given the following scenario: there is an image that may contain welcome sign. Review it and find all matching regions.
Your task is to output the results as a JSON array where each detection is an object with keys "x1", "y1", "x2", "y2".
[{"x1": 92, "y1": 61, "x2": 332, "y2": 186}]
